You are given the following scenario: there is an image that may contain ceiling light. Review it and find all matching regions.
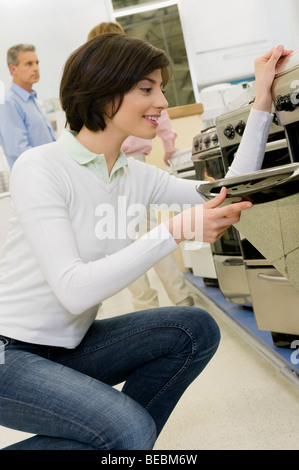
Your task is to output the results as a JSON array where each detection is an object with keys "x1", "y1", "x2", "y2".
[{"x1": 114, "y1": 0, "x2": 178, "y2": 18}]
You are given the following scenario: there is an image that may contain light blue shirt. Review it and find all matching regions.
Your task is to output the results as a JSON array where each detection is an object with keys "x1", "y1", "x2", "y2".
[{"x1": 0, "y1": 83, "x2": 56, "y2": 168}]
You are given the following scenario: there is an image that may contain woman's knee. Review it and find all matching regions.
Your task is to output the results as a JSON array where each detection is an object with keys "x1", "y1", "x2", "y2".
[
  {"x1": 170, "y1": 306, "x2": 221, "y2": 357},
  {"x1": 105, "y1": 401, "x2": 156, "y2": 450}
]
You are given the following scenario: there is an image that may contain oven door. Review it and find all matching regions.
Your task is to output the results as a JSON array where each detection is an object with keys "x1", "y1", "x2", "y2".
[
  {"x1": 245, "y1": 266, "x2": 299, "y2": 336},
  {"x1": 213, "y1": 254, "x2": 251, "y2": 305},
  {"x1": 285, "y1": 122, "x2": 299, "y2": 162},
  {"x1": 175, "y1": 167, "x2": 196, "y2": 179},
  {"x1": 220, "y1": 130, "x2": 290, "y2": 174},
  {"x1": 212, "y1": 225, "x2": 242, "y2": 256},
  {"x1": 192, "y1": 149, "x2": 225, "y2": 181},
  {"x1": 262, "y1": 133, "x2": 290, "y2": 168}
]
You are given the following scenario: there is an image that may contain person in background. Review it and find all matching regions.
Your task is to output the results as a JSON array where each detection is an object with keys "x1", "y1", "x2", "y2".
[
  {"x1": 88, "y1": 21, "x2": 194, "y2": 309},
  {"x1": 0, "y1": 44, "x2": 56, "y2": 169},
  {"x1": 87, "y1": 20, "x2": 124, "y2": 39}
]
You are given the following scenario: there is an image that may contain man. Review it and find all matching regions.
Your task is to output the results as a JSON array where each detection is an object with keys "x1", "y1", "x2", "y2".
[{"x1": 0, "y1": 44, "x2": 56, "y2": 169}]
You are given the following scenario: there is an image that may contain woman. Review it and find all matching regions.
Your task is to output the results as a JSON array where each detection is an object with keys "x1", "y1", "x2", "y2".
[
  {"x1": 88, "y1": 21, "x2": 194, "y2": 310},
  {"x1": 0, "y1": 35, "x2": 290, "y2": 449}
]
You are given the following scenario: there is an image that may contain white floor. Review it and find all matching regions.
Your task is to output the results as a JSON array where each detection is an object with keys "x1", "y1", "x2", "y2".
[{"x1": 1, "y1": 268, "x2": 299, "y2": 450}]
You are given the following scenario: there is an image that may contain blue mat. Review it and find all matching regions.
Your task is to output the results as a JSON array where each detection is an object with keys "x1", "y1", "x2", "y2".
[{"x1": 184, "y1": 271, "x2": 299, "y2": 376}]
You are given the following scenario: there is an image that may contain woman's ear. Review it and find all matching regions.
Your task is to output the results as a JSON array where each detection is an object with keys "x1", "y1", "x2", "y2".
[{"x1": 104, "y1": 96, "x2": 122, "y2": 121}]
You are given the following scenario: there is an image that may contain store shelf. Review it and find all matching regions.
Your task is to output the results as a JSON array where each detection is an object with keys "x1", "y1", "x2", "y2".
[{"x1": 184, "y1": 271, "x2": 299, "y2": 390}]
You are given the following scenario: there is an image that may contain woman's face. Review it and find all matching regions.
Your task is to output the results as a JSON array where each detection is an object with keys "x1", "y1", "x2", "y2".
[{"x1": 109, "y1": 69, "x2": 169, "y2": 140}]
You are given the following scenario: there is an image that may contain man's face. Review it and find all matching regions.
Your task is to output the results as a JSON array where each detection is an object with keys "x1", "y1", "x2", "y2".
[{"x1": 10, "y1": 51, "x2": 40, "y2": 92}]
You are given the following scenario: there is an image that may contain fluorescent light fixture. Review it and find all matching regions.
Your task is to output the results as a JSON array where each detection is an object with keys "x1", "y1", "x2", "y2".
[{"x1": 114, "y1": 0, "x2": 178, "y2": 18}]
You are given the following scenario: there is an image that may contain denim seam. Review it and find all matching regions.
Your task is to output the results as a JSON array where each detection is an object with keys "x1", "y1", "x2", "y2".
[
  {"x1": 57, "y1": 322, "x2": 198, "y2": 363},
  {"x1": 57, "y1": 322, "x2": 214, "y2": 415},
  {"x1": 0, "y1": 396, "x2": 109, "y2": 450},
  {"x1": 145, "y1": 340, "x2": 219, "y2": 412},
  {"x1": 55, "y1": 321, "x2": 219, "y2": 417}
]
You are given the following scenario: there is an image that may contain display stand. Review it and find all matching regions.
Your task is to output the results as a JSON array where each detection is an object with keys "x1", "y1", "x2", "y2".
[{"x1": 184, "y1": 271, "x2": 299, "y2": 390}]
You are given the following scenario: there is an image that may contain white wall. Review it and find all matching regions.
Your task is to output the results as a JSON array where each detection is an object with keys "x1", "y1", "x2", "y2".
[
  {"x1": 261, "y1": 0, "x2": 299, "y2": 51},
  {"x1": 178, "y1": 0, "x2": 299, "y2": 100},
  {"x1": 0, "y1": 0, "x2": 114, "y2": 101}
]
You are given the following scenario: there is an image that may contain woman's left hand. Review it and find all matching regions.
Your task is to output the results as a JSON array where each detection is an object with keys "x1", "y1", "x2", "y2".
[{"x1": 253, "y1": 45, "x2": 293, "y2": 112}]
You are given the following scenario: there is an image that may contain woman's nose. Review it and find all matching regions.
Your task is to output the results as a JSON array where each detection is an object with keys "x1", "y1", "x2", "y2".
[{"x1": 157, "y1": 90, "x2": 168, "y2": 110}]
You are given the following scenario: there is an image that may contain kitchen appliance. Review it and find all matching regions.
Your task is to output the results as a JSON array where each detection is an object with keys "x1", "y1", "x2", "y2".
[
  {"x1": 166, "y1": 147, "x2": 196, "y2": 180},
  {"x1": 199, "y1": 102, "x2": 291, "y2": 306},
  {"x1": 197, "y1": 165, "x2": 299, "y2": 346},
  {"x1": 272, "y1": 50, "x2": 299, "y2": 162},
  {"x1": 241, "y1": 235, "x2": 299, "y2": 348},
  {"x1": 192, "y1": 126, "x2": 222, "y2": 181},
  {"x1": 165, "y1": 146, "x2": 216, "y2": 282},
  {"x1": 192, "y1": 112, "x2": 250, "y2": 304},
  {"x1": 243, "y1": 50, "x2": 299, "y2": 347},
  {"x1": 192, "y1": 122, "x2": 252, "y2": 304},
  {"x1": 198, "y1": 82, "x2": 255, "y2": 128},
  {"x1": 197, "y1": 51, "x2": 299, "y2": 346},
  {"x1": 181, "y1": 126, "x2": 221, "y2": 286},
  {"x1": 197, "y1": 163, "x2": 299, "y2": 204},
  {"x1": 216, "y1": 103, "x2": 291, "y2": 172},
  {"x1": 245, "y1": 50, "x2": 299, "y2": 347}
]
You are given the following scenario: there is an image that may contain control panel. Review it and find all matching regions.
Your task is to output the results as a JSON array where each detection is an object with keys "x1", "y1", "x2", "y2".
[
  {"x1": 272, "y1": 66, "x2": 299, "y2": 126},
  {"x1": 275, "y1": 89, "x2": 299, "y2": 112},
  {"x1": 192, "y1": 128, "x2": 219, "y2": 155}
]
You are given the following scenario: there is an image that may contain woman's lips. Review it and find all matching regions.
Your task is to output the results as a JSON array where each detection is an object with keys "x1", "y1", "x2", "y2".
[{"x1": 143, "y1": 115, "x2": 159, "y2": 126}]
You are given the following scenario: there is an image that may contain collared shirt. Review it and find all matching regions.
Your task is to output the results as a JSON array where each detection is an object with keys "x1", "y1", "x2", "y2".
[
  {"x1": 0, "y1": 82, "x2": 56, "y2": 168},
  {"x1": 58, "y1": 128, "x2": 128, "y2": 184},
  {"x1": 0, "y1": 108, "x2": 272, "y2": 347}
]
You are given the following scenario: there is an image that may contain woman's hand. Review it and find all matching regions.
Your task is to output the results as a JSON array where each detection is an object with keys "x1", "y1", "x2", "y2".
[
  {"x1": 253, "y1": 45, "x2": 293, "y2": 112},
  {"x1": 164, "y1": 187, "x2": 253, "y2": 244}
]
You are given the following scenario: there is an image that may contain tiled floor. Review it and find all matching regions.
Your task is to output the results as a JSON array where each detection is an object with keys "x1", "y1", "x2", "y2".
[{"x1": 1, "y1": 268, "x2": 299, "y2": 450}]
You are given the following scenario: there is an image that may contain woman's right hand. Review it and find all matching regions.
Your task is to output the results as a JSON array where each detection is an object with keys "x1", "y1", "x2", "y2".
[
  {"x1": 164, "y1": 187, "x2": 253, "y2": 245},
  {"x1": 253, "y1": 45, "x2": 293, "y2": 112}
]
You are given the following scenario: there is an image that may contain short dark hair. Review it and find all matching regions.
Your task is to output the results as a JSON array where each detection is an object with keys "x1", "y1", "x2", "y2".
[{"x1": 60, "y1": 33, "x2": 172, "y2": 132}]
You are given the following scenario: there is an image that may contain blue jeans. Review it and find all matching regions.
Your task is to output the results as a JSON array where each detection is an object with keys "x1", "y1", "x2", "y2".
[{"x1": 0, "y1": 306, "x2": 220, "y2": 450}]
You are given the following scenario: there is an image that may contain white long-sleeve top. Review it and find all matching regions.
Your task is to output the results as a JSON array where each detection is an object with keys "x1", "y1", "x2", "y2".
[{"x1": 0, "y1": 109, "x2": 272, "y2": 347}]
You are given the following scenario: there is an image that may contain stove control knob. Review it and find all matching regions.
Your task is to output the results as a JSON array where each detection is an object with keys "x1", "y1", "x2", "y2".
[
  {"x1": 203, "y1": 136, "x2": 211, "y2": 147},
  {"x1": 290, "y1": 90, "x2": 299, "y2": 108},
  {"x1": 235, "y1": 120, "x2": 245, "y2": 136},
  {"x1": 275, "y1": 94, "x2": 295, "y2": 112},
  {"x1": 223, "y1": 124, "x2": 235, "y2": 140},
  {"x1": 211, "y1": 133, "x2": 218, "y2": 145},
  {"x1": 194, "y1": 139, "x2": 199, "y2": 150}
]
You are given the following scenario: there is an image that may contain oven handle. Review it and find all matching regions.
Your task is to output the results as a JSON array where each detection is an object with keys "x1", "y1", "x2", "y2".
[
  {"x1": 197, "y1": 165, "x2": 299, "y2": 199},
  {"x1": 264, "y1": 138, "x2": 287, "y2": 152},
  {"x1": 192, "y1": 149, "x2": 222, "y2": 160},
  {"x1": 176, "y1": 170, "x2": 196, "y2": 178},
  {"x1": 230, "y1": 139, "x2": 288, "y2": 160},
  {"x1": 222, "y1": 258, "x2": 244, "y2": 267},
  {"x1": 257, "y1": 273, "x2": 289, "y2": 283}
]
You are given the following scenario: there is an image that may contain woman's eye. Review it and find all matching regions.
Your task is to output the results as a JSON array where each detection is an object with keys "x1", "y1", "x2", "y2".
[{"x1": 140, "y1": 88, "x2": 152, "y2": 93}]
